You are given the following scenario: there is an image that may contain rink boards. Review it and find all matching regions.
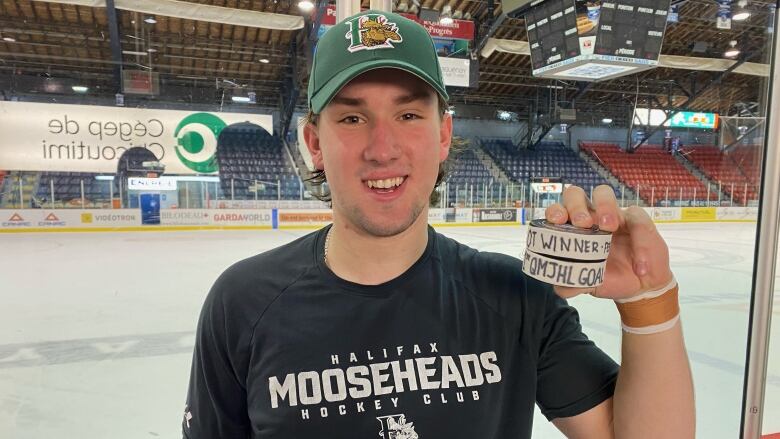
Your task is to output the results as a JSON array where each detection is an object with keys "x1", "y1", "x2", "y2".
[{"x1": 0, "y1": 206, "x2": 759, "y2": 232}]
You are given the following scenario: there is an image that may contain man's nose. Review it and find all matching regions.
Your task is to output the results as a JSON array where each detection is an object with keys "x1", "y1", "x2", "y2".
[{"x1": 363, "y1": 118, "x2": 401, "y2": 163}]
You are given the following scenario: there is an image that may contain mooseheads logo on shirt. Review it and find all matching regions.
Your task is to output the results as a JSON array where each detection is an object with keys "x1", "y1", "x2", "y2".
[
  {"x1": 377, "y1": 414, "x2": 418, "y2": 438},
  {"x1": 267, "y1": 341, "x2": 503, "y2": 431}
]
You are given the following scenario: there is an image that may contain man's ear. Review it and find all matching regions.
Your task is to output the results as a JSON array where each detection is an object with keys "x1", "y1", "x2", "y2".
[
  {"x1": 439, "y1": 112, "x2": 453, "y2": 163},
  {"x1": 303, "y1": 122, "x2": 324, "y2": 171}
]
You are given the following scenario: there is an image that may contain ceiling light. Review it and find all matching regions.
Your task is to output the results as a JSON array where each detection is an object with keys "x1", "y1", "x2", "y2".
[
  {"x1": 231, "y1": 96, "x2": 251, "y2": 103},
  {"x1": 298, "y1": 0, "x2": 315, "y2": 12},
  {"x1": 122, "y1": 50, "x2": 147, "y2": 56},
  {"x1": 144, "y1": 17, "x2": 157, "y2": 24},
  {"x1": 733, "y1": 0, "x2": 750, "y2": 20},
  {"x1": 72, "y1": 86, "x2": 88, "y2": 93},
  {"x1": 259, "y1": 58, "x2": 270, "y2": 64},
  {"x1": 439, "y1": 5, "x2": 454, "y2": 25},
  {"x1": 447, "y1": 108, "x2": 455, "y2": 115},
  {"x1": 602, "y1": 117, "x2": 613, "y2": 124},
  {"x1": 724, "y1": 40, "x2": 740, "y2": 58},
  {"x1": 2, "y1": 36, "x2": 15, "y2": 42},
  {"x1": 498, "y1": 110, "x2": 512, "y2": 121},
  {"x1": 452, "y1": 9, "x2": 463, "y2": 19},
  {"x1": 146, "y1": 47, "x2": 157, "y2": 53}
]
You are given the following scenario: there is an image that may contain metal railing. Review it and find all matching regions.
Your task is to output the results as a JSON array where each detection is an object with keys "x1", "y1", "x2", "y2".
[
  {"x1": 0, "y1": 171, "x2": 760, "y2": 210},
  {"x1": 0, "y1": 172, "x2": 312, "y2": 209}
]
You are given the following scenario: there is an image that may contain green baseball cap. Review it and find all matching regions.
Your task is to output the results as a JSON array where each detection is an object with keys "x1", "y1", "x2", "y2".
[{"x1": 308, "y1": 9, "x2": 449, "y2": 114}]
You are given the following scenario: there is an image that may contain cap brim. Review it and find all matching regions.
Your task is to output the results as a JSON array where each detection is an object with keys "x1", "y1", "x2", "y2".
[{"x1": 310, "y1": 59, "x2": 449, "y2": 114}]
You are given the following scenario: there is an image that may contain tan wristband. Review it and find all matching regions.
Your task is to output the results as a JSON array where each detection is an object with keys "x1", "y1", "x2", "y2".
[{"x1": 616, "y1": 280, "x2": 680, "y2": 334}]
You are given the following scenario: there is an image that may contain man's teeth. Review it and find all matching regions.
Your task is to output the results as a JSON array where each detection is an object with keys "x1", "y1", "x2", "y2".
[{"x1": 366, "y1": 177, "x2": 404, "y2": 189}]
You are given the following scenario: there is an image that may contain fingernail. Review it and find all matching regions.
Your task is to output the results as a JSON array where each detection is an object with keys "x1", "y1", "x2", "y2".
[
  {"x1": 600, "y1": 214, "x2": 613, "y2": 226},
  {"x1": 550, "y1": 210, "x2": 563, "y2": 221},
  {"x1": 574, "y1": 213, "x2": 589, "y2": 223},
  {"x1": 635, "y1": 261, "x2": 648, "y2": 276}
]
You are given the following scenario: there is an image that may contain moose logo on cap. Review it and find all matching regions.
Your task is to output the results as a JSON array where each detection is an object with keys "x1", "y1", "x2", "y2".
[{"x1": 345, "y1": 14, "x2": 403, "y2": 53}]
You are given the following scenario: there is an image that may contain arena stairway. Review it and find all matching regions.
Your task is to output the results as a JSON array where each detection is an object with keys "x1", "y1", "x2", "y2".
[
  {"x1": 673, "y1": 150, "x2": 731, "y2": 203},
  {"x1": 472, "y1": 145, "x2": 512, "y2": 185},
  {"x1": 578, "y1": 149, "x2": 645, "y2": 206},
  {"x1": 444, "y1": 148, "x2": 502, "y2": 206},
  {"x1": 480, "y1": 138, "x2": 623, "y2": 200},
  {"x1": 679, "y1": 144, "x2": 759, "y2": 206}
]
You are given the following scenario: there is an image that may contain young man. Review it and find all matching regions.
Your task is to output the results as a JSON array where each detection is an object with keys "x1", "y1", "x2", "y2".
[{"x1": 184, "y1": 10, "x2": 695, "y2": 438}]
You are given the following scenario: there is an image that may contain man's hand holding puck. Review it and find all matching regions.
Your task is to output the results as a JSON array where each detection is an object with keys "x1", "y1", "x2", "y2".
[{"x1": 543, "y1": 185, "x2": 679, "y2": 335}]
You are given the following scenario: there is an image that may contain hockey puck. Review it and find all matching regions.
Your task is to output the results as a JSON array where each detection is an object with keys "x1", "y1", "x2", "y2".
[{"x1": 522, "y1": 219, "x2": 613, "y2": 287}]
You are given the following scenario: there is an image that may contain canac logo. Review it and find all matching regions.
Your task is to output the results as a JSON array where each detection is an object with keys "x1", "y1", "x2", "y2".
[
  {"x1": 173, "y1": 113, "x2": 226, "y2": 173},
  {"x1": 345, "y1": 14, "x2": 403, "y2": 53},
  {"x1": 2, "y1": 212, "x2": 32, "y2": 227},
  {"x1": 38, "y1": 212, "x2": 66, "y2": 227}
]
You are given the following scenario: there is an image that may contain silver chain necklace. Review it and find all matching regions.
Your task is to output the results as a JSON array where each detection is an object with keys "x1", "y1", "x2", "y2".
[{"x1": 323, "y1": 227, "x2": 332, "y2": 264}]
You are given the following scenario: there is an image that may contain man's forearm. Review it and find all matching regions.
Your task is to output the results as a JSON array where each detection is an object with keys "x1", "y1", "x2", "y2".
[{"x1": 613, "y1": 321, "x2": 695, "y2": 438}]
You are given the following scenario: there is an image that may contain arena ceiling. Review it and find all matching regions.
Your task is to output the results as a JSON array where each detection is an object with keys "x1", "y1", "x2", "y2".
[{"x1": 0, "y1": 0, "x2": 775, "y2": 130}]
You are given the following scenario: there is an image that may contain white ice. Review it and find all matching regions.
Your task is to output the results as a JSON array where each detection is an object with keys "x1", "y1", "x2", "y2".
[{"x1": 0, "y1": 223, "x2": 778, "y2": 438}]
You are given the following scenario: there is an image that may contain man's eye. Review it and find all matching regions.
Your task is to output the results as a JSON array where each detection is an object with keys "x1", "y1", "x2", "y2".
[
  {"x1": 340, "y1": 116, "x2": 361, "y2": 124},
  {"x1": 401, "y1": 113, "x2": 421, "y2": 121}
]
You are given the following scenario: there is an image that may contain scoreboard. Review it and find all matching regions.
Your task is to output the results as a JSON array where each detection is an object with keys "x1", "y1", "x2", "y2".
[{"x1": 504, "y1": 0, "x2": 671, "y2": 81}]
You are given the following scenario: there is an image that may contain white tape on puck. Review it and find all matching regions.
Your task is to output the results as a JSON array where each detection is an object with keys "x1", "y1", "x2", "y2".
[
  {"x1": 526, "y1": 219, "x2": 612, "y2": 261},
  {"x1": 522, "y1": 249, "x2": 607, "y2": 288}
]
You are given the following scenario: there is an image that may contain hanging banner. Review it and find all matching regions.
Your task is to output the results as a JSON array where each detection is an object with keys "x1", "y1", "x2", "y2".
[
  {"x1": 438, "y1": 57, "x2": 472, "y2": 87},
  {"x1": 0, "y1": 101, "x2": 273, "y2": 174},
  {"x1": 320, "y1": 5, "x2": 475, "y2": 40}
]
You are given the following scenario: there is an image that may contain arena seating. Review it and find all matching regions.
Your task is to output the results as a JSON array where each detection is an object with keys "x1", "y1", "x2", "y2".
[
  {"x1": 444, "y1": 149, "x2": 498, "y2": 205},
  {"x1": 580, "y1": 142, "x2": 716, "y2": 206},
  {"x1": 35, "y1": 172, "x2": 112, "y2": 207},
  {"x1": 216, "y1": 129, "x2": 302, "y2": 200},
  {"x1": 446, "y1": 149, "x2": 493, "y2": 185},
  {"x1": 683, "y1": 144, "x2": 759, "y2": 205},
  {"x1": 481, "y1": 139, "x2": 620, "y2": 195},
  {"x1": 31, "y1": 130, "x2": 301, "y2": 206}
]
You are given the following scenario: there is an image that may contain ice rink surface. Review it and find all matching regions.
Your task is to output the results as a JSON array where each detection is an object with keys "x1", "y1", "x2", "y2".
[{"x1": 0, "y1": 223, "x2": 778, "y2": 438}]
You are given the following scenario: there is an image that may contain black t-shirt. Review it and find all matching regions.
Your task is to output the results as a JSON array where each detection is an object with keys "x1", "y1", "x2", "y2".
[{"x1": 184, "y1": 226, "x2": 618, "y2": 438}]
